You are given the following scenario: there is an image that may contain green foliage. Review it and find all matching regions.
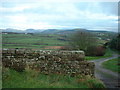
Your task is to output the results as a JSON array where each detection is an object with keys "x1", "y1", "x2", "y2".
[
  {"x1": 0, "y1": 66, "x2": 2, "y2": 89},
  {"x1": 109, "y1": 34, "x2": 120, "y2": 52},
  {"x1": 86, "y1": 45, "x2": 106, "y2": 56},
  {"x1": 81, "y1": 76, "x2": 105, "y2": 88},
  {"x1": 85, "y1": 49, "x2": 113, "y2": 60},
  {"x1": 102, "y1": 57, "x2": 120, "y2": 73},
  {"x1": 69, "y1": 31, "x2": 106, "y2": 56},
  {"x1": 69, "y1": 31, "x2": 98, "y2": 51},
  {"x1": 2, "y1": 68, "x2": 105, "y2": 88}
]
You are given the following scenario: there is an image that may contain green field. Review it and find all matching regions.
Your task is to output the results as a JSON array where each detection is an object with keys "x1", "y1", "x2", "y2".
[
  {"x1": 2, "y1": 33, "x2": 107, "y2": 49},
  {"x1": 102, "y1": 57, "x2": 120, "y2": 73},
  {"x1": 2, "y1": 33, "x2": 68, "y2": 49},
  {"x1": 3, "y1": 33, "x2": 114, "y2": 61},
  {"x1": 2, "y1": 68, "x2": 105, "y2": 88}
]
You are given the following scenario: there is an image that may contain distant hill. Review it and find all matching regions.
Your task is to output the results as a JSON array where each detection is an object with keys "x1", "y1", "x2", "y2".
[
  {"x1": 1, "y1": 28, "x2": 24, "y2": 33},
  {"x1": 2, "y1": 28, "x2": 44, "y2": 33},
  {"x1": 1, "y1": 28, "x2": 117, "y2": 35},
  {"x1": 41, "y1": 29, "x2": 59, "y2": 34},
  {"x1": 25, "y1": 29, "x2": 44, "y2": 33},
  {"x1": 41, "y1": 28, "x2": 88, "y2": 35}
]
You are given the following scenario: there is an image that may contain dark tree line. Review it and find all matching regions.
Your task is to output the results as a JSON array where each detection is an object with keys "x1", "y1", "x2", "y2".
[{"x1": 109, "y1": 34, "x2": 120, "y2": 52}]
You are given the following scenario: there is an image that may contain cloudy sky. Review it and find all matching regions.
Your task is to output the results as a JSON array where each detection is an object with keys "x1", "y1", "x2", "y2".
[{"x1": 0, "y1": 0, "x2": 119, "y2": 31}]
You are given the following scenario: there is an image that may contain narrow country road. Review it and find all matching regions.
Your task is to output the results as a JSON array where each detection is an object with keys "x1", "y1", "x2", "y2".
[{"x1": 89, "y1": 54, "x2": 120, "y2": 88}]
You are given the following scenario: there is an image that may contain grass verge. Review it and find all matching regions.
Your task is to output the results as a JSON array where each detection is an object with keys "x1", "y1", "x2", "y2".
[
  {"x1": 102, "y1": 57, "x2": 120, "y2": 73},
  {"x1": 2, "y1": 68, "x2": 105, "y2": 88}
]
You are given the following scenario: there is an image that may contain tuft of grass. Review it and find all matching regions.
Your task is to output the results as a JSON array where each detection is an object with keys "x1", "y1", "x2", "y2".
[
  {"x1": 0, "y1": 65, "x2": 2, "y2": 89},
  {"x1": 102, "y1": 57, "x2": 120, "y2": 73},
  {"x1": 2, "y1": 68, "x2": 105, "y2": 88},
  {"x1": 80, "y1": 76, "x2": 105, "y2": 88}
]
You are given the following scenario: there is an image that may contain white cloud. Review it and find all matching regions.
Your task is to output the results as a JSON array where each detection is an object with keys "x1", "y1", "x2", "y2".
[
  {"x1": 0, "y1": 0, "x2": 118, "y2": 32},
  {"x1": 88, "y1": 27, "x2": 118, "y2": 32},
  {"x1": 0, "y1": 6, "x2": 31, "y2": 12},
  {"x1": 82, "y1": 11, "x2": 118, "y2": 20},
  {"x1": 6, "y1": 15, "x2": 27, "y2": 23},
  {"x1": 1, "y1": 21, "x2": 55, "y2": 30},
  {"x1": 1, "y1": 0, "x2": 119, "y2": 3}
]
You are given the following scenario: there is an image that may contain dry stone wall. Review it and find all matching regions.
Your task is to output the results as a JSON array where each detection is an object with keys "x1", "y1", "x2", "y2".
[{"x1": 2, "y1": 49, "x2": 95, "y2": 77}]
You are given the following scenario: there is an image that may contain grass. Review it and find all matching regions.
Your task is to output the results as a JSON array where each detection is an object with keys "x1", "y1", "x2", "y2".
[
  {"x1": 102, "y1": 57, "x2": 120, "y2": 73},
  {"x1": 2, "y1": 33, "x2": 68, "y2": 49},
  {"x1": 2, "y1": 68, "x2": 105, "y2": 88},
  {"x1": 3, "y1": 33, "x2": 114, "y2": 60},
  {"x1": 85, "y1": 49, "x2": 113, "y2": 61},
  {"x1": 0, "y1": 65, "x2": 2, "y2": 89}
]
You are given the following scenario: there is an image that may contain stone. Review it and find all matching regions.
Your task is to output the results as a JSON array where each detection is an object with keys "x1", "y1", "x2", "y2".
[{"x1": 2, "y1": 49, "x2": 95, "y2": 77}]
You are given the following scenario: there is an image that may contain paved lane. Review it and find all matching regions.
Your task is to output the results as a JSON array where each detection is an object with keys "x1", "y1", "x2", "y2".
[{"x1": 89, "y1": 54, "x2": 120, "y2": 88}]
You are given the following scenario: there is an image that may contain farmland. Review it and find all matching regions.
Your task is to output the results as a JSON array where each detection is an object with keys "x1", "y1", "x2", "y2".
[
  {"x1": 1, "y1": 31, "x2": 118, "y2": 88},
  {"x1": 2, "y1": 30, "x2": 114, "y2": 49},
  {"x1": 2, "y1": 33, "x2": 68, "y2": 49}
]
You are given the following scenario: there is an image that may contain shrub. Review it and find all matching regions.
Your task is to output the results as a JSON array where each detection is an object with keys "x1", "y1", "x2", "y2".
[
  {"x1": 86, "y1": 46, "x2": 106, "y2": 56},
  {"x1": 109, "y1": 34, "x2": 120, "y2": 52},
  {"x1": 69, "y1": 30, "x2": 98, "y2": 51}
]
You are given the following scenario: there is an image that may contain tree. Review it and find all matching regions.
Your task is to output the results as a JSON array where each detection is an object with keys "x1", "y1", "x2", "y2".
[
  {"x1": 109, "y1": 34, "x2": 120, "y2": 51},
  {"x1": 69, "y1": 31, "x2": 106, "y2": 56},
  {"x1": 69, "y1": 31, "x2": 98, "y2": 51}
]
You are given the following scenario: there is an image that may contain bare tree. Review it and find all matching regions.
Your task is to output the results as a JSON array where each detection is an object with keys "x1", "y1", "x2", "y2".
[{"x1": 69, "y1": 31, "x2": 98, "y2": 52}]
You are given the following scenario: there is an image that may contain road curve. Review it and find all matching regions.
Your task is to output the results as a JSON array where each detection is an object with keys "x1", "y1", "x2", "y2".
[{"x1": 89, "y1": 54, "x2": 120, "y2": 88}]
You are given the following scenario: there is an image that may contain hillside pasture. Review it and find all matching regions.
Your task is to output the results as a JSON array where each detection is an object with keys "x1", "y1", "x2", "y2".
[{"x1": 2, "y1": 33, "x2": 68, "y2": 49}]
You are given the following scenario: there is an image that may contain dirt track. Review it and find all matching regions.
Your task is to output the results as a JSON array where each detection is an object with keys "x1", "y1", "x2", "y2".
[{"x1": 90, "y1": 54, "x2": 120, "y2": 88}]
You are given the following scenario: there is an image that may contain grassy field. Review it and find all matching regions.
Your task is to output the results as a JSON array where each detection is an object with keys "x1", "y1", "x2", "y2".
[
  {"x1": 102, "y1": 57, "x2": 120, "y2": 73},
  {"x1": 2, "y1": 33, "x2": 68, "y2": 49},
  {"x1": 2, "y1": 68, "x2": 105, "y2": 88},
  {"x1": 2, "y1": 33, "x2": 107, "y2": 49},
  {"x1": 3, "y1": 33, "x2": 114, "y2": 60}
]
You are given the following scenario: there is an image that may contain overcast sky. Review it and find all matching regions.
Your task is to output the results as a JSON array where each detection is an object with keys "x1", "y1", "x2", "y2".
[{"x1": 0, "y1": 0, "x2": 119, "y2": 32}]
